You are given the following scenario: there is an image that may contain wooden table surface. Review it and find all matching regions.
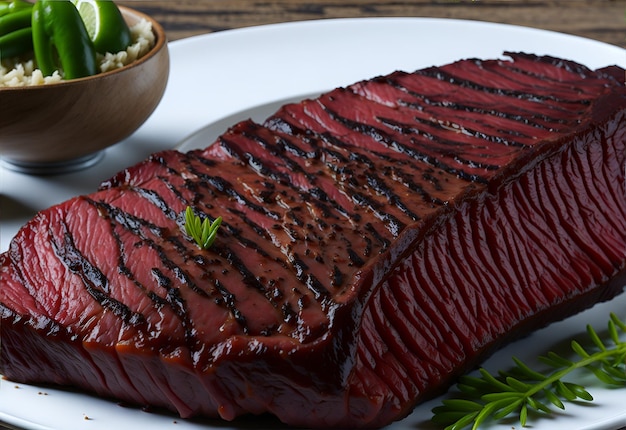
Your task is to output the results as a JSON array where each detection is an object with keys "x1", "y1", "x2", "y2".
[{"x1": 120, "y1": 0, "x2": 626, "y2": 48}]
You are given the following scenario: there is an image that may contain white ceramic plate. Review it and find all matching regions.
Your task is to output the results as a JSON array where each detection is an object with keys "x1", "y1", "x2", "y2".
[{"x1": 1, "y1": 17, "x2": 625, "y2": 430}]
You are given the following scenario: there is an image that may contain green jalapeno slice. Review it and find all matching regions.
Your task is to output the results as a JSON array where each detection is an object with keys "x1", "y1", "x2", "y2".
[
  {"x1": 0, "y1": 1, "x2": 32, "y2": 60},
  {"x1": 32, "y1": 0, "x2": 97, "y2": 79},
  {"x1": 0, "y1": 7, "x2": 31, "y2": 36},
  {"x1": 0, "y1": 25, "x2": 31, "y2": 59},
  {"x1": 0, "y1": 0, "x2": 32, "y2": 18}
]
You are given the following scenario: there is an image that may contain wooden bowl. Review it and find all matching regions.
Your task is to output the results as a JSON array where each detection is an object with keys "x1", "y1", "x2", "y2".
[{"x1": 0, "y1": 6, "x2": 169, "y2": 174}]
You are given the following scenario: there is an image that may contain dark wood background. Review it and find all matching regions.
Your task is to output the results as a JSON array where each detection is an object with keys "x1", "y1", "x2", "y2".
[{"x1": 119, "y1": 0, "x2": 626, "y2": 48}]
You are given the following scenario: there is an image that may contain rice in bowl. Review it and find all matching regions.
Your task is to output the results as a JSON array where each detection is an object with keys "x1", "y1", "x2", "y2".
[{"x1": 0, "y1": 19, "x2": 155, "y2": 87}]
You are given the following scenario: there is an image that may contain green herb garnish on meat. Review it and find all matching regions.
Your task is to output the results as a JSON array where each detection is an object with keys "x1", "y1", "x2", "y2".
[
  {"x1": 184, "y1": 206, "x2": 222, "y2": 250},
  {"x1": 432, "y1": 313, "x2": 626, "y2": 430}
]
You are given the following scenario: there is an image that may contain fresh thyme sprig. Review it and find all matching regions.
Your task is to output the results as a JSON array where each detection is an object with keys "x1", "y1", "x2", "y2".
[
  {"x1": 183, "y1": 206, "x2": 222, "y2": 249},
  {"x1": 432, "y1": 313, "x2": 626, "y2": 430}
]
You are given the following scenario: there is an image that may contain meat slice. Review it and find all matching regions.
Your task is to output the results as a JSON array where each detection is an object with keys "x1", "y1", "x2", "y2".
[{"x1": 1, "y1": 52, "x2": 625, "y2": 428}]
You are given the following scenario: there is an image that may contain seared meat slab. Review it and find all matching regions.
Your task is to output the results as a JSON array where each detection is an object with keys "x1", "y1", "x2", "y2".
[{"x1": 1, "y1": 53, "x2": 625, "y2": 428}]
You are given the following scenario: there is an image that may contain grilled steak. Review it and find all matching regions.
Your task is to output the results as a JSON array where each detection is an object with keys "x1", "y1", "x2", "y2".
[{"x1": 1, "y1": 52, "x2": 625, "y2": 428}]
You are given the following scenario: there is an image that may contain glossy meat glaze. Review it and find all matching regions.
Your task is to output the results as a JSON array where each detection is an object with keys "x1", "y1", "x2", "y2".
[{"x1": 1, "y1": 52, "x2": 625, "y2": 427}]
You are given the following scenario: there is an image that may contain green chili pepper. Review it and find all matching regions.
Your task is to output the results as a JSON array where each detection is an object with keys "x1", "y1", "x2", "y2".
[
  {"x1": 0, "y1": 25, "x2": 31, "y2": 59},
  {"x1": 32, "y1": 0, "x2": 97, "y2": 79},
  {"x1": 72, "y1": 0, "x2": 131, "y2": 54},
  {"x1": 0, "y1": 7, "x2": 31, "y2": 36},
  {"x1": 0, "y1": 1, "x2": 33, "y2": 60},
  {"x1": 0, "y1": 0, "x2": 32, "y2": 18}
]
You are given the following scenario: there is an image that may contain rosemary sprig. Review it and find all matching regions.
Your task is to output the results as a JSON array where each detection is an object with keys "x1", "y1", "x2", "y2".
[
  {"x1": 432, "y1": 313, "x2": 626, "y2": 430},
  {"x1": 183, "y1": 206, "x2": 222, "y2": 249}
]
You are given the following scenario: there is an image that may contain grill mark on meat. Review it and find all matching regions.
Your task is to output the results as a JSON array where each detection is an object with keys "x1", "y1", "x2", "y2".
[
  {"x1": 312, "y1": 119, "x2": 489, "y2": 187},
  {"x1": 266, "y1": 113, "x2": 444, "y2": 214},
  {"x1": 347, "y1": 248, "x2": 365, "y2": 268},
  {"x1": 86, "y1": 198, "x2": 214, "y2": 346},
  {"x1": 288, "y1": 252, "x2": 329, "y2": 299},
  {"x1": 318, "y1": 88, "x2": 532, "y2": 166},
  {"x1": 386, "y1": 165, "x2": 446, "y2": 207},
  {"x1": 94, "y1": 200, "x2": 197, "y2": 294},
  {"x1": 331, "y1": 265, "x2": 344, "y2": 288},
  {"x1": 416, "y1": 66, "x2": 593, "y2": 105},
  {"x1": 165, "y1": 177, "x2": 197, "y2": 210},
  {"x1": 349, "y1": 190, "x2": 406, "y2": 236},
  {"x1": 364, "y1": 222, "x2": 391, "y2": 250},
  {"x1": 266, "y1": 103, "x2": 489, "y2": 213},
  {"x1": 217, "y1": 244, "x2": 287, "y2": 309},
  {"x1": 50, "y1": 220, "x2": 145, "y2": 327},
  {"x1": 134, "y1": 187, "x2": 178, "y2": 220},
  {"x1": 306, "y1": 187, "x2": 344, "y2": 223},
  {"x1": 171, "y1": 153, "x2": 346, "y2": 304},
  {"x1": 378, "y1": 74, "x2": 582, "y2": 130},
  {"x1": 98, "y1": 201, "x2": 172, "y2": 313},
  {"x1": 225, "y1": 207, "x2": 273, "y2": 249},
  {"x1": 168, "y1": 153, "x2": 340, "y2": 309},
  {"x1": 322, "y1": 105, "x2": 498, "y2": 181},
  {"x1": 157, "y1": 203, "x2": 294, "y2": 327},
  {"x1": 239, "y1": 120, "x2": 414, "y2": 231},
  {"x1": 240, "y1": 128, "x2": 318, "y2": 182},
  {"x1": 398, "y1": 97, "x2": 569, "y2": 133},
  {"x1": 150, "y1": 268, "x2": 175, "y2": 304},
  {"x1": 198, "y1": 172, "x2": 281, "y2": 221},
  {"x1": 277, "y1": 133, "x2": 317, "y2": 159},
  {"x1": 440, "y1": 59, "x2": 604, "y2": 102},
  {"x1": 246, "y1": 128, "x2": 402, "y2": 233},
  {"x1": 364, "y1": 171, "x2": 421, "y2": 222},
  {"x1": 486, "y1": 63, "x2": 605, "y2": 97},
  {"x1": 220, "y1": 136, "x2": 292, "y2": 185},
  {"x1": 96, "y1": 181, "x2": 290, "y2": 337},
  {"x1": 155, "y1": 153, "x2": 332, "y2": 304},
  {"x1": 507, "y1": 51, "x2": 595, "y2": 77},
  {"x1": 501, "y1": 52, "x2": 623, "y2": 87},
  {"x1": 377, "y1": 115, "x2": 529, "y2": 149},
  {"x1": 213, "y1": 278, "x2": 248, "y2": 332},
  {"x1": 92, "y1": 183, "x2": 302, "y2": 341},
  {"x1": 150, "y1": 266, "x2": 201, "y2": 343}
]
